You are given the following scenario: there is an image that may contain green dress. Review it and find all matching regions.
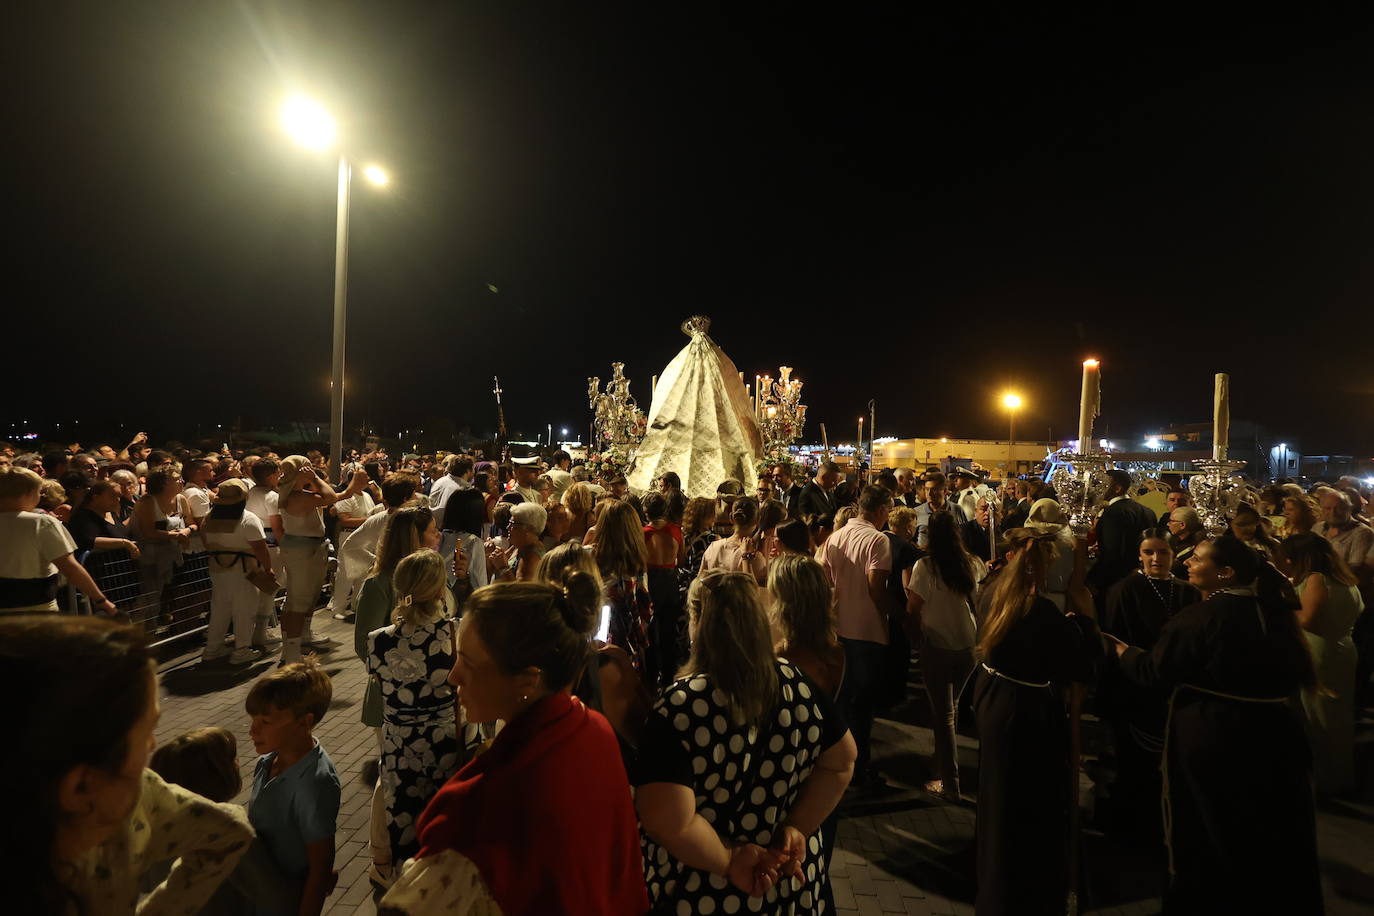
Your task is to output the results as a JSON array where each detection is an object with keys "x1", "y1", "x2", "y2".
[{"x1": 354, "y1": 573, "x2": 394, "y2": 727}]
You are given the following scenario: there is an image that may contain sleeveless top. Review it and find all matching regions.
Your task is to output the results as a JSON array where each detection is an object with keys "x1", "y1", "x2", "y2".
[{"x1": 281, "y1": 493, "x2": 326, "y2": 538}]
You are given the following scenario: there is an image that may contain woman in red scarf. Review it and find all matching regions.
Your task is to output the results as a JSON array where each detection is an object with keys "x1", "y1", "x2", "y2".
[{"x1": 379, "y1": 573, "x2": 650, "y2": 916}]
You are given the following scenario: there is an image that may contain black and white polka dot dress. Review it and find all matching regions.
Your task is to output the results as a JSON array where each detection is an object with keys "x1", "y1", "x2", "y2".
[{"x1": 637, "y1": 658, "x2": 847, "y2": 915}]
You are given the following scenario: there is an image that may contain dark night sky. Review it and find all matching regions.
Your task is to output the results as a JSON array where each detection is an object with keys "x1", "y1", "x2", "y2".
[{"x1": 6, "y1": 4, "x2": 1374, "y2": 453}]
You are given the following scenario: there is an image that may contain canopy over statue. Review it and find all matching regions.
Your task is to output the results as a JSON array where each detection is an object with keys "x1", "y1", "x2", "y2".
[{"x1": 628, "y1": 316, "x2": 763, "y2": 498}]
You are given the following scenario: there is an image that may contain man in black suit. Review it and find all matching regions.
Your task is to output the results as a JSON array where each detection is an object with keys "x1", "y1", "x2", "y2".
[
  {"x1": 798, "y1": 460, "x2": 841, "y2": 521},
  {"x1": 961, "y1": 494, "x2": 1002, "y2": 563},
  {"x1": 1088, "y1": 469, "x2": 1159, "y2": 600},
  {"x1": 1004, "y1": 479, "x2": 1033, "y2": 528},
  {"x1": 771, "y1": 462, "x2": 806, "y2": 520}
]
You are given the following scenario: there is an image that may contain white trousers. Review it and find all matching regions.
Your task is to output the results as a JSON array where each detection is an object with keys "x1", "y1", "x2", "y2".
[{"x1": 204, "y1": 567, "x2": 259, "y2": 654}]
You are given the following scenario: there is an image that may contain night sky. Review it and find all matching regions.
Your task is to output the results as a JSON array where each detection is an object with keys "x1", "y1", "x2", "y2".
[{"x1": 7, "y1": 5, "x2": 1374, "y2": 454}]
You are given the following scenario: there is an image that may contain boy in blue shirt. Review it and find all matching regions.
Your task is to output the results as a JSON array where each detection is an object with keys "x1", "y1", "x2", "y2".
[{"x1": 245, "y1": 658, "x2": 341, "y2": 916}]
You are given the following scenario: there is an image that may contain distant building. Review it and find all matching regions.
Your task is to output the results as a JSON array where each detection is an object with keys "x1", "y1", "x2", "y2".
[
  {"x1": 870, "y1": 437, "x2": 1053, "y2": 476},
  {"x1": 1140, "y1": 420, "x2": 1295, "y2": 480}
]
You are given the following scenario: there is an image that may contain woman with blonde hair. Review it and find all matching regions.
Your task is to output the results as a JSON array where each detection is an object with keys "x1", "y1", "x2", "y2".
[
  {"x1": 636, "y1": 570, "x2": 857, "y2": 914},
  {"x1": 591, "y1": 498, "x2": 653, "y2": 677},
  {"x1": 562, "y1": 482, "x2": 596, "y2": 542},
  {"x1": 971, "y1": 527, "x2": 1101, "y2": 916},
  {"x1": 351, "y1": 505, "x2": 441, "y2": 887},
  {"x1": 366, "y1": 550, "x2": 463, "y2": 871}
]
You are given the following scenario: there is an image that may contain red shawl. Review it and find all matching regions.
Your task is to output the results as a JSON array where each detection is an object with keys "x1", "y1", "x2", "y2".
[{"x1": 414, "y1": 692, "x2": 649, "y2": 915}]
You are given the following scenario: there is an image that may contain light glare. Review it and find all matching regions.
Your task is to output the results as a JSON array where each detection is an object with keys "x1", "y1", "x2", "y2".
[
  {"x1": 364, "y1": 165, "x2": 389, "y2": 186},
  {"x1": 1001, "y1": 392, "x2": 1023, "y2": 410},
  {"x1": 281, "y1": 96, "x2": 335, "y2": 151}
]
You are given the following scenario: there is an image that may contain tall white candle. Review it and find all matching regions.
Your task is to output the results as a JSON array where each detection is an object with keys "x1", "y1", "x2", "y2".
[
  {"x1": 1213, "y1": 373, "x2": 1230, "y2": 460},
  {"x1": 1078, "y1": 359, "x2": 1100, "y2": 451}
]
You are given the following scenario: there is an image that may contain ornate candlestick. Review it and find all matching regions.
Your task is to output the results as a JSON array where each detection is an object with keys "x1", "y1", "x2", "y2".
[
  {"x1": 587, "y1": 362, "x2": 647, "y2": 477},
  {"x1": 1050, "y1": 449, "x2": 1113, "y2": 536},
  {"x1": 757, "y1": 366, "x2": 807, "y2": 455},
  {"x1": 1189, "y1": 457, "x2": 1247, "y2": 537},
  {"x1": 1189, "y1": 372, "x2": 1244, "y2": 537}
]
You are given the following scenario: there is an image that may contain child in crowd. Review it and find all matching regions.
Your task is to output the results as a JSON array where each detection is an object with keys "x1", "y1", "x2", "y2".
[
  {"x1": 245, "y1": 659, "x2": 342, "y2": 916},
  {"x1": 0, "y1": 465, "x2": 117, "y2": 614},
  {"x1": 151, "y1": 727, "x2": 243, "y2": 803}
]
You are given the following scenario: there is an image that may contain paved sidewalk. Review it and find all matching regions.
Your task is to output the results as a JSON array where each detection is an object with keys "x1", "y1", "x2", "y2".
[{"x1": 153, "y1": 616, "x2": 1374, "y2": 915}]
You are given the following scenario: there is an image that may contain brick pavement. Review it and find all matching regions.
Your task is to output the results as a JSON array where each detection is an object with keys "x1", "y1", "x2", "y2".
[{"x1": 154, "y1": 616, "x2": 1374, "y2": 915}]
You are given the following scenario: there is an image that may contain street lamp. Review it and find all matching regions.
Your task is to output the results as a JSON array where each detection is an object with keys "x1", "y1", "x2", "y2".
[
  {"x1": 1001, "y1": 391, "x2": 1023, "y2": 476},
  {"x1": 280, "y1": 94, "x2": 390, "y2": 479}
]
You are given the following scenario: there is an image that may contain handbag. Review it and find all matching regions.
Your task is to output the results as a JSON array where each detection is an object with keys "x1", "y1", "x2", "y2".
[{"x1": 246, "y1": 566, "x2": 280, "y2": 595}]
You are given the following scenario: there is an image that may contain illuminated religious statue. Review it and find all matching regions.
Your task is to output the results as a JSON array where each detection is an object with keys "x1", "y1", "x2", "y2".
[{"x1": 626, "y1": 316, "x2": 763, "y2": 498}]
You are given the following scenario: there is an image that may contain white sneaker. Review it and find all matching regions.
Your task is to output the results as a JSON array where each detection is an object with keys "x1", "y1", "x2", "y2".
[
  {"x1": 303, "y1": 633, "x2": 339, "y2": 649},
  {"x1": 201, "y1": 649, "x2": 230, "y2": 664},
  {"x1": 229, "y1": 647, "x2": 265, "y2": 665}
]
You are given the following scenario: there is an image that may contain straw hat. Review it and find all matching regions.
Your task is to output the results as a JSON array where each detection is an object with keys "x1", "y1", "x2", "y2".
[
  {"x1": 276, "y1": 455, "x2": 313, "y2": 500},
  {"x1": 214, "y1": 478, "x2": 250, "y2": 505}
]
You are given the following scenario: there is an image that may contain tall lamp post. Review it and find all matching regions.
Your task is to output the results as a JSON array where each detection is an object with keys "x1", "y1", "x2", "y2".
[
  {"x1": 280, "y1": 95, "x2": 389, "y2": 479},
  {"x1": 1001, "y1": 391, "x2": 1023, "y2": 477}
]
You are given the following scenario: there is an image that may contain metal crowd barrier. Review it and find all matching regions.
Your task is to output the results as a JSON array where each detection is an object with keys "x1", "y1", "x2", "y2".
[
  {"x1": 64, "y1": 544, "x2": 337, "y2": 652},
  {"x1": 68, "y1": 548, "x2": 215, "y2": 648}
]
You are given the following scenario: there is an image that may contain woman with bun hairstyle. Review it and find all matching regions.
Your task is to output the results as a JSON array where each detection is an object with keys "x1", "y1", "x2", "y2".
[
  {"x1": 699, "y1": 492, "x2": 768, "y2": 586},
  {"x1": 1107, "y1": 535, "x2": 1321, "y2": 913},
  {"x1": 379, "y1": 573, "x2": 649, "y2": 915}
]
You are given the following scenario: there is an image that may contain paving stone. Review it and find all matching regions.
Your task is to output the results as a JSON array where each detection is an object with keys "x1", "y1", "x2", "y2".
[{"x1": 152, "y1": 615, "x2": 1374, "y2": 916}]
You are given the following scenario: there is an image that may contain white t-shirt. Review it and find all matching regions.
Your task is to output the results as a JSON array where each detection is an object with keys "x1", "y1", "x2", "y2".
[
  {"x1": 184, "y1": 486, "x2": 213, "y2": 522},
  {"x1": 246, "y1": 486, "x2": 279, "y2": 532},
  {"x1": 204, "y1": 510, "x2": 266, "y2": 555},
  {"x1": 338, "y1": 510, "x2": 389, "y2": 582},
  {"x1": 908, "y1": 555, "x2": 985, "y2": 651},
  {"x1": 334, "y1": 490, "x2": 376, "y2": 523},
  {"x1": 546, "y1": 468, "x2": 572, "y2": 502},
  {"x1": 0, "y1": 510, "x2": 78, "y2": 611}
]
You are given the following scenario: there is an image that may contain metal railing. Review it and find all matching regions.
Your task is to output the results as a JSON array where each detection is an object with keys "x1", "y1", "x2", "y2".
[{"x1": 66, "y1": 547, "x2": 334, "y2": 646}]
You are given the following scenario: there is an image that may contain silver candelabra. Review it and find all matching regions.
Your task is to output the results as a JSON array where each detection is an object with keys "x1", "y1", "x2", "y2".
[
  {"x1": 1190, "y1": 457, "x2": 1247, "y2": 537},
  {"x1": 1049, "y1": 449, "x2": 1113, "y2": 536}
]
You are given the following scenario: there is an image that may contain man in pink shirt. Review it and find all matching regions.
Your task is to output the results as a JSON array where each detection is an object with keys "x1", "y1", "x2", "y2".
[{"x1": 820, "y1": 484, "x2": 894, "y2": 788}]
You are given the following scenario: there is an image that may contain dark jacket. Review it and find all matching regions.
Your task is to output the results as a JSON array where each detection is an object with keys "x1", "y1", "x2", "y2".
[
  {"x1": 798, "y1": 481, "x2": 838, "y2": 521},
  {"x1": 1089, "y1": 497, "x2": 1159, "y2": 594}
]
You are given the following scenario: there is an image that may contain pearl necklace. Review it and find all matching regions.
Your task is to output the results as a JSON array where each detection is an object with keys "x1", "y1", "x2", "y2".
[{"x1": 1143, "y1": 573, "x2": 1174, "y2": 609}]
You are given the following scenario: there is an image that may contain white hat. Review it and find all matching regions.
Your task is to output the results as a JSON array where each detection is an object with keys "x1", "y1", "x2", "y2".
[{"x1": 512, "y1": 456, "x2": 543, "y2": 468}]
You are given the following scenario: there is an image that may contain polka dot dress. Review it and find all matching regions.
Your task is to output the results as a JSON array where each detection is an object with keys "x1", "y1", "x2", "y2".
[{"x1": 642, "y1": 660, "x2": 835, "y2": 915}]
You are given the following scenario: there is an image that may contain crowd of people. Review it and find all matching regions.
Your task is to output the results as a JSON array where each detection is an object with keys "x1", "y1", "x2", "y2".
[{"x1": 2, "y1": 432, "x2": 1371, "y2": 915}]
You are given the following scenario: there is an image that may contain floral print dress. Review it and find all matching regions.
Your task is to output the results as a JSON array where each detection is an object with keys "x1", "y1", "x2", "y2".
[{"x1": 368, "y1": 617, "x2": 464, "y2": 865}]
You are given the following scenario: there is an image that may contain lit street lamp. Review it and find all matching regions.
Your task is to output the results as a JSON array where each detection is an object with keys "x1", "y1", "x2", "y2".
[
  {"x1": 280, "y1": 94, "x2": 390, "y2": 479},
  {"x1": 1001, "y1": 391, "x2": 1023, "y2": 476}
]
